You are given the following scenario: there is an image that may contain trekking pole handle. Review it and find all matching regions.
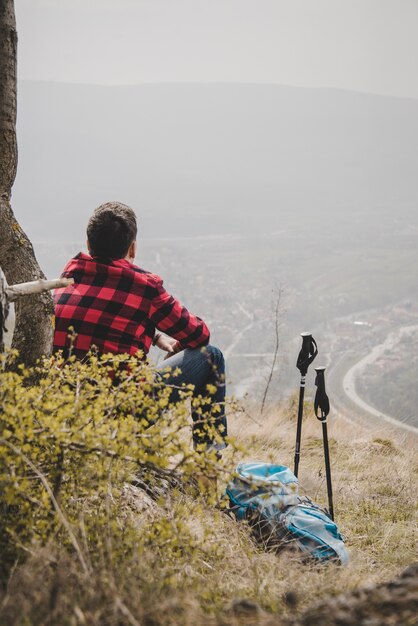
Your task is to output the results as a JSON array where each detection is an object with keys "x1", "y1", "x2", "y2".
[
  {"x1": 314, "y1": 366, "x2": 330, "y2": 420},
  {"x1": 301, "y1": 330, "x2": 312, "y2": 344},
  {"x1": 301, "y1": 332, "x2": 312, "y2": 361},
  {"x1": 296, "y1": 332, "x2": 318, "y2": 377}
]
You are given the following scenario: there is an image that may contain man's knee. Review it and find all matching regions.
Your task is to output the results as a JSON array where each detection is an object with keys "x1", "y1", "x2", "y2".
[
  {"x1": 178, "y1": 345, "x2": 225, "y2": 383},
  {"x1": 205, "y1": 345, "x2": 225, "y2": 370}
]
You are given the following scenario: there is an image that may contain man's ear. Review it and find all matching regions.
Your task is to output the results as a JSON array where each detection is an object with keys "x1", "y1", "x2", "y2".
[
  {"x1": 86, "y1": 239, "x2": 91, "y2": 254},
  {"x1": 127, "y1": 240, "x2": 137, "y2": 261}
]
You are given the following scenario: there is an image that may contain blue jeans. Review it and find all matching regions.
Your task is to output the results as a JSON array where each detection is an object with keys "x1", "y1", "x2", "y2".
[{"x1": 156, "y1": 345, "x2": 227, "y2": 450}]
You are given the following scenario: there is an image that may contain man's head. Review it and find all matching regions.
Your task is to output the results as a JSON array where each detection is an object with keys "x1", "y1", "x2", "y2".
[{"x1": 87, "y1": 201, "x2": 137, "y2": 260}]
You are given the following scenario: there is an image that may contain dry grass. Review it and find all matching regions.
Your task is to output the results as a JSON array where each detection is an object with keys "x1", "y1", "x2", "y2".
[{"x1": 1, "y1": 401, "x2": 417, "y2": 626}]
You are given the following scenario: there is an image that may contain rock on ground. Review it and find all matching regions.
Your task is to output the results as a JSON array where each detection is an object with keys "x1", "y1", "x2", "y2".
[{"x1": 272, "y1": 563, "x2": 418, "y2": 626}]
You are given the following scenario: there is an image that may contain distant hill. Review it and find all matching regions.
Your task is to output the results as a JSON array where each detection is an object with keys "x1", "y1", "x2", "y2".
[{"x1": 13, "y1": 81, "x2": 418, "y2": 242}]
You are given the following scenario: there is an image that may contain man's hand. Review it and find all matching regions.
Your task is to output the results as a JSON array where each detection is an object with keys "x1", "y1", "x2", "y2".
[{"x1": 155, "y1": 333, "x2": 183, "y2": 359}]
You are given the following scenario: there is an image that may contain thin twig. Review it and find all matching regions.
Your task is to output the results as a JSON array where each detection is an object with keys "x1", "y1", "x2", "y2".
[
  {"x1": 0, "y1": 558, "x2": 19, "y2": 612},
  {"x1": 261, "y1": 286, "x2": 284, "y2": 414},
  {"x1": 114, "y1": 597, "x2": 142, "y2": 626}
]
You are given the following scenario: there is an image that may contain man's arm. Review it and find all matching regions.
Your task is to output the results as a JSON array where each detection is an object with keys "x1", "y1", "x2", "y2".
[{"x1": 149, "y1": 278, "x2": 210, "y2": 349}]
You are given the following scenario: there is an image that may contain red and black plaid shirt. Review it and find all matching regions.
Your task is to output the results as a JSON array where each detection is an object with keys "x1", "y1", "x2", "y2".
[{"x1": 53, "y1": 252, "x2": 210, "y2": 359}]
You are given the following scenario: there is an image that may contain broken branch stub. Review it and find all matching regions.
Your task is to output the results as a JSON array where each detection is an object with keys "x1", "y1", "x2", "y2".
[{"x1": 4, "y1": 278, "x2": 74, "y2": 302}]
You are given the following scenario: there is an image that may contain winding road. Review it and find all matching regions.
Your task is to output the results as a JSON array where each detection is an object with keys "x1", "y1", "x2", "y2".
[{"x1": 327, "y1": 325, "x2": 418, "y2": 436}]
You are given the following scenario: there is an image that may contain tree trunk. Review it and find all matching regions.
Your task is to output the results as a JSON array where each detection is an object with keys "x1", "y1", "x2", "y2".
[{"x1": 0, "y1": 0, "x2": 53, "y2": 365}]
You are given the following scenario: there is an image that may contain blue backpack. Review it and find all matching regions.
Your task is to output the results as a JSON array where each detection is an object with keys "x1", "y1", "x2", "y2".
[{"x1": 225, "y1": 462, "x2": 349, "y2": 565}]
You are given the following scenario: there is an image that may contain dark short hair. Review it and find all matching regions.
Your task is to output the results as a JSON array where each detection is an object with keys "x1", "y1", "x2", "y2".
[{"x1": 87, "y1": 202, "x2": 137, "y2": 259}]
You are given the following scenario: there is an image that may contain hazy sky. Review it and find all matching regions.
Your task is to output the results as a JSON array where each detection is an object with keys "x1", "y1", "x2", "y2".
[{"x1": 15, "y1": 0, "x2": 418, "y2": 99}]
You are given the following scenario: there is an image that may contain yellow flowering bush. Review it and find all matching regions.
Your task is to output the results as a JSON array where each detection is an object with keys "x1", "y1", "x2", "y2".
[{"x1": 0, "y1": 350, "x2": 229, "y2": 581}]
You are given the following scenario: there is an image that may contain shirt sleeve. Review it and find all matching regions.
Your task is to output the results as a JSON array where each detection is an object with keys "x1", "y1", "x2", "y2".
[{"x1": 148, "y1": 278, "x2": 210, "y2": 348}]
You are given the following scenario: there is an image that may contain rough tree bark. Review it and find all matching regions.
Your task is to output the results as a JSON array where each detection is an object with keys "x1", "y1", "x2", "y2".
[{"x1": 0, "y1": 0, "x2": 54, "y2": 365}]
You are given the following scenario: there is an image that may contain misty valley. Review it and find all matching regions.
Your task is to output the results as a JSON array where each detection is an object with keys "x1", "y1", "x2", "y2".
[
  {"x1": 29, "y1": 204, "x2": 418, "y2": 430},
  {"x1": 8, "y1": 80, "x2": 418, "y2": 431}
]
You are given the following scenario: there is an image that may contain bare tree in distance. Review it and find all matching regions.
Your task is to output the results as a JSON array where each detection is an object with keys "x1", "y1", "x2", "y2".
[
  {"x1": 260, "y1": 285, "x2": 285, "y2": 414},
  {"x1": 0, "y1": 0, "x2": 53, "y2": 365}
]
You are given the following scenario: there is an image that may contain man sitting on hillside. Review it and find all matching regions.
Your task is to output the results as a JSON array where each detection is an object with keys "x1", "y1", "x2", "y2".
[{"x1": 53, "y1": 201, "x2": 227, "y2": 452}]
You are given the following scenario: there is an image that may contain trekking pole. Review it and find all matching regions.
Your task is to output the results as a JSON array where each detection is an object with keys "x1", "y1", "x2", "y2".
[
  {"x1": 314, "y1": 366, "x2": 334, "y2": 521},
  {"x1": 294, "y1": 332, "x2": 318, "y2": 478}
]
